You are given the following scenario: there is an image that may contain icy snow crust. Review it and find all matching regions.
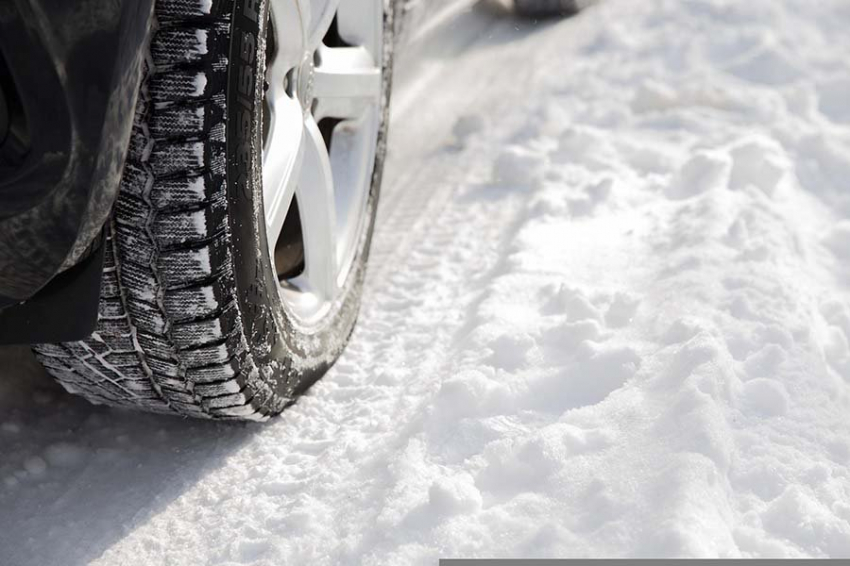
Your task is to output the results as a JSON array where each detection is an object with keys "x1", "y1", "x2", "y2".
[{"x1": 3, "y1": 0, "x2": 850, "y2": 562}]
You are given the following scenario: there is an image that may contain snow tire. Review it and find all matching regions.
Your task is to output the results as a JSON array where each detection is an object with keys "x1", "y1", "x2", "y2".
[{"x1": 32, "y1": 0, "x2": 395, "y2": 421}]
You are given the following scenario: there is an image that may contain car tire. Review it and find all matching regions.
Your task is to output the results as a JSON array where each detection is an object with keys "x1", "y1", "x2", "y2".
[{"x1": 32, "y1": 0, "x2": 395, "y2": 421}]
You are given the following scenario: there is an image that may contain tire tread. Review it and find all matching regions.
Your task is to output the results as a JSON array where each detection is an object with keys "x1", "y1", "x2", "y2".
[{"x1": 33, "y1": 0, "x2": 278, "y2": 421}]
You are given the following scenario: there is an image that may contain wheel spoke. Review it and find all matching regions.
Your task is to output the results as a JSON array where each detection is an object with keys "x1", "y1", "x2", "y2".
[
  {"x1": 263, "y1": 95, "x2": 305, "y2": 248},
  {"x1": 307, "y1": 0, "x2": 342, "y2": 51},
  {"x1": 268, "y1": 0, "x2": 309, "y2": 74},
  {"x1": 336, "y1": 0, "x2": 383, "y2": 57},
  {"x1": 312, "y1": 46, "x2": 381, "y2": 121},
  {"x1": 296, "y1": 117, "x2": 338, "y2": 298}
]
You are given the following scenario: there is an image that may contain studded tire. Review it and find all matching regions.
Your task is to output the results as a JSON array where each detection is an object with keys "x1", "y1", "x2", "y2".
[{"x1": 32, "y1": 0, "x2": 395, "y2": 421}]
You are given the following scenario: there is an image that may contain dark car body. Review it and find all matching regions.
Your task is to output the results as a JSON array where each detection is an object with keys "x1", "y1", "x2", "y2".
[{"x1": 0, "y1": 0, "x2": 155, "y2": 343}]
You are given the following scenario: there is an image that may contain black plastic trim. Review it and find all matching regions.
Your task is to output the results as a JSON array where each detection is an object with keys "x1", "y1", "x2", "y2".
[{"x1": 0, "y1": 238, "x2": 106, "y2": 345}]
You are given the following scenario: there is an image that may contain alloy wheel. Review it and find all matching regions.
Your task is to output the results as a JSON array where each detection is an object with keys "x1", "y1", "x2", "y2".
[{"x1": 263, "y1": 0, "x2": 384, "y2": 329}]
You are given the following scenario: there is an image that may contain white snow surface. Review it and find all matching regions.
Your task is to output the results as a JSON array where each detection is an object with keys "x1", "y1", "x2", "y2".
[{"x1": 3, "y1": 0, "x2": 850, "y2": 562}]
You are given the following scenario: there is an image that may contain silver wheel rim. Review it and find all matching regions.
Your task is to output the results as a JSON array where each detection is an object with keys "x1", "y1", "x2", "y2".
[{"x1": 263, "y1": 0, "x2": 383, "y2": 329}]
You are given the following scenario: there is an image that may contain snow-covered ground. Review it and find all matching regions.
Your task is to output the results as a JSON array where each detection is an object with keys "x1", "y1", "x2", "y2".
[{"x1": 3, "y1": 0, "x2": 850, "y2": 562}]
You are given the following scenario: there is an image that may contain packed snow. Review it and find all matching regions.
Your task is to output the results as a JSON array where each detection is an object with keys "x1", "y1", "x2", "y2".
[{"x1": 3, "y1": 0, "x2": 850, "y2": 562}]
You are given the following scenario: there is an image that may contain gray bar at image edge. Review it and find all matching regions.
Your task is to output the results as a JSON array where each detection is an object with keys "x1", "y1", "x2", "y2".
[{"x1": 440, "y1": 561, "x2": 850, "y2": 565}]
